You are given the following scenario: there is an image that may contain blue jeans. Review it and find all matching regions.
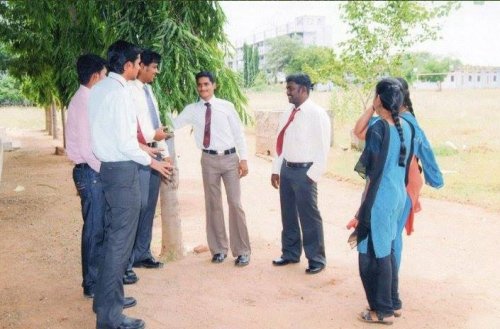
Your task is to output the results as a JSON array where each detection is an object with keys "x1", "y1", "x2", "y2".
[{"x1": 72, "y1": 164, "x2": 106, "y2": 293}]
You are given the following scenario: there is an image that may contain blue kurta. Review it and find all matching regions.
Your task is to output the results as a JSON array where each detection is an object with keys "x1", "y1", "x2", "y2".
[{"x1": 357, "y1": 120, "x2": 412, "y2": 258}]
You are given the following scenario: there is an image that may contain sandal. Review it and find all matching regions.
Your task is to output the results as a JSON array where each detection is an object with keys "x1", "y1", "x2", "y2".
[
  {"x1": 358, "y1": 310, "x2": 394, "y2": 325},
  {"x1": 365, "y1": 306, "x2": 401, "y2": 318}
]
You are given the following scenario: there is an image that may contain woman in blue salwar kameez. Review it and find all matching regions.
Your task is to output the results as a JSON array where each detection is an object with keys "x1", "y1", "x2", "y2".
[{"x1": 351, "y1": 78, "x2": 413, "y2": 325}]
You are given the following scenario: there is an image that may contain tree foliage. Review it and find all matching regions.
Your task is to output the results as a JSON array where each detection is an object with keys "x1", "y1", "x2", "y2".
[
  {"x1": 339, "y1": 1, "x2": 460, "y2": 98},
  {"x1": 286, "y1": 46, "x2": 343, "y2": 85},
  {"x1": 242, "y1": 43, "x2": 259, "y2": 88},
  {"x1": 400, "y1": 51, "x2": 462, "y2": 83},
  {"x1": 0, "y1": 0, "x2": 249, "y2": 123},
  {"x1": 265, "y1": 36, "x2": 303, "y2": 80}
]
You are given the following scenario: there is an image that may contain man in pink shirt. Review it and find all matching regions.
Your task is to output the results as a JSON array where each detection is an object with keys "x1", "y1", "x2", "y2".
[{"x1": 65, "y1": 54, "x2": 107, "y2": 299}]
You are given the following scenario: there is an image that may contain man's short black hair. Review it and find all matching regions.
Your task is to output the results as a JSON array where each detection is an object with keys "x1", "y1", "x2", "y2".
[
  {"x1": 141, "y1": 49, "x2": 161, "y2": 66},
  {"x1": 76, "y1": 54, "x2": 107, "y2": 85},
  {"x1": 286, "y1": 73, "x2": 312, "y2": 93},
  {"x1": 107, "y1": 40, "x2": 141, "y2": 74},
  {"x1": 195, "y1": 71, "x2": 215, "y2": 84}
]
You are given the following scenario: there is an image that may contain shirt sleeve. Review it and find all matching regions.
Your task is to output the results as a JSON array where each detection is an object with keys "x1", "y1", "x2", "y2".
[
  {"x1": 172, "y1": 105, "x2": 192, "y2": 130},
  {"x1": 227, "y1": 103, "x2": 248, "y2": 160},
  {"x1": 306, "y1": 109, "x2": 331, "y2": 182},
  {"x1": 157, "y1": 139, "x2": 170, "y2": 158},
  {"x1": 76, "y1": 99, "x2": 101, "y2": 172},
  {"x1": 414, "y1": 128, "x2": 444, "y2": 188},
  {"x1": 113, "y1": 91, "x2": 152, "y2": 166}
]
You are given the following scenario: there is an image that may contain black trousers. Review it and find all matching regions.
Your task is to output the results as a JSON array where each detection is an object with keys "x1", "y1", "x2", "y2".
[
  {"x1": 358, "y1": 236, "x2": 399, "y2": 317},
  {"x1": 279, "y1": 164, "x2": 326, "y2": 267},
  {"x1": 93, "y1": 161, "x2": 141, "y2": 329}
]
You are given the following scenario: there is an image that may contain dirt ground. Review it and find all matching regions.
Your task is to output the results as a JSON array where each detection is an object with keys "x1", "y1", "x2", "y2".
[{"x1": 1, "y1": 127, "x2": 499, "y2": 329}]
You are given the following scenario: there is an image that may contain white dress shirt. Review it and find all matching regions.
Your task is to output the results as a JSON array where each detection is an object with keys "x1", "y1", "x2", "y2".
[
  {"x1": 272, "y1": 98, "x2": 331, "y2": 182},
  {"x1": 88, "y1": 72, "x2": 151, "y2": 166},
  {"x1": 129, "y1": 79, "x2": 169, "y2": 158},
  {"x1": 173, "y1": 96, "x2": 248, "y2": 160}
]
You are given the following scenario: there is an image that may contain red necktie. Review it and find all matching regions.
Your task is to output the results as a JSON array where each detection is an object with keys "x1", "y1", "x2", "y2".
[
  {"x1": 203, "y1": 102, "x2": 211, "y2": 148},
  {"x1": 137, "y1": 119, "x2": 147, "y2": 145},
  {"x1": 276, "y1": 108, "x2": 300, "y2": 156}
]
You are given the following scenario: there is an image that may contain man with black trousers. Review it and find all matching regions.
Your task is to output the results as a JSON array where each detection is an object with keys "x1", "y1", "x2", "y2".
[
  {"x1": 123, "y1": 49, "x2": 171, "y2": 285},
  {"x1": 88, "y1": 40, "x2": 171, "y2": 329},
  {"x1": 271, "y1": 73, "x2": 331, "y2": 275}
]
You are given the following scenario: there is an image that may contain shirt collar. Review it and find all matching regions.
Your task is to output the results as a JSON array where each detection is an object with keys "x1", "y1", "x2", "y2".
[
  {"x1": 200, "y1": 96, "x2": 216, "y2": 105},
  {"x1": 294, "y1": 97, "x2": 311, "y2": 110},
  {"x1": 132, "y1": 79, "x2": 145, "y2": 89},
  {"x1": 108, "y1": 72, "x2": 127, "y2": 87}
]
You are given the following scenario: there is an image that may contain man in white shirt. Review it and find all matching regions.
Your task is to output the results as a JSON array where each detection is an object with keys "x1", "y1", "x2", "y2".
[
  {"x1": 124, "y1": 50, "x2": 170, "y2": 284},
  {"x1": 270, "y1": 73, "x2": 331, "y2": 275},
  {"x1": 173, "y1": 71, "x2": 251, "y2": 267},
  {"x1": 88, "y1": 40, "x2": 171, "y2": 329}
]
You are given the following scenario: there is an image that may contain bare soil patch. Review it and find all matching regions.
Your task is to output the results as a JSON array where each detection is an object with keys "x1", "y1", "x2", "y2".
[{"x1": 1, "y1": 128, "x2": 499, "y2": 329}]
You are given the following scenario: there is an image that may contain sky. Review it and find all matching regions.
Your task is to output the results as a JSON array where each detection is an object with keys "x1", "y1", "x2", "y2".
[{"x1": 220, "y1": 1, "x2": 500, "y2": 67}]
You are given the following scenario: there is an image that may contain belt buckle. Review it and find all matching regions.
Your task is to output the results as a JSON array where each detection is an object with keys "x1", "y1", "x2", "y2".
[{"x1": 216, "y1": 150, "x2": 224, "y2": 155}]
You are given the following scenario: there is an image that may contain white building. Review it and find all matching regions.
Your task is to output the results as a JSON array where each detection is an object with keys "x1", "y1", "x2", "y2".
[
  {"x1": 226, "y1": 15, "x2": 333, "y2": 73},
  {"x1": 442, "y1": 66, "x2": 500, "y2": 89},
  {"x1": 415, "y1": 66, "x2": 500, "y2": 90}
]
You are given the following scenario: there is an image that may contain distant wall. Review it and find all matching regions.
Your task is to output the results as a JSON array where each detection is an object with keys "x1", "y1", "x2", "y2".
[{"x1": 254, "y1": 110, "x2": 282, "y2": 158}]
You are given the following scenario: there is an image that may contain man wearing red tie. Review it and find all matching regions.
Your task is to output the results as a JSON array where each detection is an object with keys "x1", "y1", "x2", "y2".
[
  {"x1": 271, "y1": 73, "x2": 331, "y2": 275},
  {"x1": 173, "y1": 71, "x2": 251, "y2": 267}
]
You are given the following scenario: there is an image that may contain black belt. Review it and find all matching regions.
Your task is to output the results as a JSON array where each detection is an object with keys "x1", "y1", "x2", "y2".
[
  {"x1": 284, "y1": 160, "x2": 313, "y2": 168},
  {"x1": 202, "y1": 147, "x2": 236, "y2": 155},
  {"x1": 147, "y1": 141, "x2": 158, "y2": 148},
  {"x1": 75, "y1": 163, "x2": 89, "y2": 168}
]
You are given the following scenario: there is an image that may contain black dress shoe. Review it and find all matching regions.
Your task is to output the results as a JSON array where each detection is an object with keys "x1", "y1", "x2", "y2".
[
  {"x1": 123, "y1": 296, "x2": 137, "y2": 309},
  {"x1": 305, "y1": 264, "x2": 325, "y2": 274},
  {"x1": 235, "y1": 255, "x2": 250, "y2": 267},
  {"x1": 116, "y1": 316, "x2": 145, "y2": 329},
  {"x1": 211, "y1": 253, "x2": 227, "y2": 263},
  {"x1": 272, "y1": 257, "x2": 299, "y2": 266},
  {"x1": 83, "y1": 286, "x2": 94, "y2": 299},
  {"x1": 133, "y1": 257, "x2": 164, "y2": 269},
  {"x1": 123, "y1": 269, "x2": 139, "y2": 285}
]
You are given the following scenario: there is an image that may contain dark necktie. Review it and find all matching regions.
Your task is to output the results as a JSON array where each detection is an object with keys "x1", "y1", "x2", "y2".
[
  {"x1": 276, "y1": 108, "x2": 300, "y2": 156},
  {"x1": 203, "y1": 102, "x2": 211, "y2": 148},
  {"x1": 144, "y1": 85, "x2": 160, "y2": 129}
]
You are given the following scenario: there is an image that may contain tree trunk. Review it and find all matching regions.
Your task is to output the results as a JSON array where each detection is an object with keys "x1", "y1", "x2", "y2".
[
  {"x1": 45, "y1": 106, "x2": 52, "y2": 135},
  {"x1": 51, "y1": 101, "x2": 58, "y2": 139},
  {"x1": 159, "y1": 136, "x2": 183, "y2": 260},
  {"x1": 61, "y1": 106, "x2": 67, "y2": 148}
]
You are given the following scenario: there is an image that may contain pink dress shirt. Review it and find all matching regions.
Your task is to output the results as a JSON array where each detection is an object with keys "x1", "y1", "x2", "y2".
[{"x1": 65, "y1": 85, "x2": 101, "y2": 172}]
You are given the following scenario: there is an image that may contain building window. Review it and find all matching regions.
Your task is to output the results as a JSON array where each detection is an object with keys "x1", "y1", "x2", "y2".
[
  {"x1": 469, "y1": 75, "x2": 472, "y2": 82},
  {"x1": 477, "y1": 75, "x2": 480, "y2": 82},
  {"x1": 450, "y1": 75, "x2": 454, "y2": 82}
]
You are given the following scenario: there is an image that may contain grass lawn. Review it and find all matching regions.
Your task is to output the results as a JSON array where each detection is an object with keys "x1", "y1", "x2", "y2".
[
  {"x1": 2, "y1": 88, "x2": 499, "y2": 211},
  {"x1": 245, "y1": 88, "x2": 500, "y2": 212}
]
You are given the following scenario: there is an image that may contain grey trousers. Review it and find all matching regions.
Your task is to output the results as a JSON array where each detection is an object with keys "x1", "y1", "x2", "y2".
[
  {"x1": 201, "y1": 152, "x2": 251, "y2": 257},
  {"x1": 93, "y1": 161, "x2": 141, "y2": 329},
  {"x1": 279, "y1": 164, "x2": 326, "y2": 267},
  {"x1": 127, "y1": 155, "x2": 161, "y2": 270}
]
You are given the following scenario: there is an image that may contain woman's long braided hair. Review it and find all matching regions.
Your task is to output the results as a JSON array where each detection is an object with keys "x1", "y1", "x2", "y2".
[
  {"x1": 376, "y1": 78, "x2": 406, "y2": 167},
  {"x1": 396, "y1": 77, "x2": 415, "y2": 117}
]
